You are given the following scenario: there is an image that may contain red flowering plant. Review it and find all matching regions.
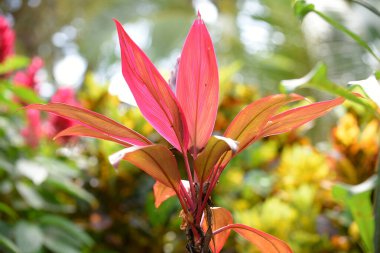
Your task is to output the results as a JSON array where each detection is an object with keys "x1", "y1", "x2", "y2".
[
  {"x1": 0, "y1": 16, "x2": 15, "y2": 63},
  {"x1": 27, "y1": 14, "x2": 346, "y2": 252}
]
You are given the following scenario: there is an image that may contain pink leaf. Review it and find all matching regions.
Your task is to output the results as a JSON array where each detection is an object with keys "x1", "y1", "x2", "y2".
[
  {"x1": 261, "y1": 97, "x2": 345, "y2": 137},
  {"x1": 114, "y1": 19, "x2": 189, "y2": 151},
  {"x1": 176, "y1": 14, "x2": 219, "y2": 156},
  {"x1": 26, "y1": 103, "x2": 151, "y2": 146},
  {"x1": 222, "y1": 94, "x2": 303, "y2": 165},
  {"x1": 214, "y1": 224, "x2": 293, "y2": 253},
  {"x1": 109, "y1": 145, "x2": 181, "y2": 192},
  {"x1": 54, "y1": 125, "x2": 132, "y2": 147}
]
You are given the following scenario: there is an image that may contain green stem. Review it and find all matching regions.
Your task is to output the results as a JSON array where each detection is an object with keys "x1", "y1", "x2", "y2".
[
  {"x1": 313, "y1": 9, "x2": 380, "y2": 63},
  {"x1": 374, "y1": 133, "x2": 380, "y2": 253}
]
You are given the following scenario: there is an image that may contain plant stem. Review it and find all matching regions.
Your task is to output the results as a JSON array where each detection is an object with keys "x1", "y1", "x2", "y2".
[
  {"x1": 183, "y1": 149, "x2": 197, "y2": 211},
  {"x1": 313, "y1": 9, "x2": 380, "y2": 63},
  {"x1": 374, "y1": 133, "x2": 380, "y2": 253}
]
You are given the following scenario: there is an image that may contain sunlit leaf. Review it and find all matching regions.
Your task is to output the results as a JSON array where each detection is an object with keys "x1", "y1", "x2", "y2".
[
  {"x1": 223, "y1": 94, "x2": 303, "y2": 165},
  {"x1": 194, "y1": 136, "x2": 238, "y2": 184},
  {"x1": 109, "y1": 145, "x2": 181, "y2": 192},
  {"x1": 260, "y1": 97, "x2": 345, "y2": 137},
  {"x1": 26, "y1": 103, "x2": 152, "y2": 146},
  {"x1": 54, "y1": 125, "x2": 132, "y2": 147},
  {"x1": 176, "y1": 14, "x2": 219, "y2": 155},
  {"x1": 214, "y1": 224, "x2": 293, "y2": 253},
  {"x1": 115, "y1": 19, "x2": 189, "y2": 151}
]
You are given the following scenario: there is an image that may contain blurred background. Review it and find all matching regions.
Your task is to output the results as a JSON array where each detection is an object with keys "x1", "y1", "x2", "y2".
[{"x1": 0, "y1": 0, "x2": 379, "y2": 252}]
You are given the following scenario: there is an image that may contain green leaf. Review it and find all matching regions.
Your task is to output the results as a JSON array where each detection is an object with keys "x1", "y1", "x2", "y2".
[
  {"x1": 16, "y1": 159, "x2": 48, "y2": 185},
  {"x1": 293, "y1": 0, "x2": 315, "y2": 20},
  {"x1": 348, "y1": 73, "x2": 380, "y2": 108},
  {"x1": 0, "y1": 203, "x2": 17, "y2": 220},
  {"x1": 0, "y1": 56, "x2": 29, "y2": 75},
  {"x1": 44, "y1": 178, "x2": 97, "y2": 206},
  {"x1": 0, "y1": 234, "x2": 19, "y2": 253},
  {"x1": 15, "y1": 182, "x2": 45, "y2": 209},
  {"x1": 14, "y1": 221, "x2": 44, "y2": 253},
  {"x1": 39, "y1": 215, "x2": 93, "y2": 247},
  {"x1": 8, "y1": 85, "x2": 44, "y2": 104},
  {"x1": 332, "y1": 175, "x2": 376, "y2": 253},
  {"x1": 280, "y1": 63, "x2": 378, "y2": 117},
  {"x1": 43, "y1": 231, "x2": 81, "y2": 253}
]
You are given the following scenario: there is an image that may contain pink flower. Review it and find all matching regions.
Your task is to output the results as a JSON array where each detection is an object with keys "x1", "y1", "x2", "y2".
[
  {"x1": 22, "y1": 109, "x2": 42, "y2": 148},
  {"x1": 0, "y1": 16, "x2": 15, "y2": 63},
  {"x1": 13, "y1": 57, "x2": 44, "y2": 91},
  {"x1": 45, "y1": 87, "x2": 80, "y2": 140}
]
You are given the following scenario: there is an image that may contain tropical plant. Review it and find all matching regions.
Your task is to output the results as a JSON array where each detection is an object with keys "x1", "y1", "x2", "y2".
[{"x1": 27, "y1": 13, "x2": 348, "y2": 252}]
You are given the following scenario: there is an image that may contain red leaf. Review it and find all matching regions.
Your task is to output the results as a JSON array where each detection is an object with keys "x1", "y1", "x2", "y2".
[
  {"x1": 54, "y1": 125, "x2": 132, "y2": 147},
  {"x1": 109, "y1": 145, "x2": 181, "y2": 192},
  {"x1": 222, "y1": 94, "x2": 303, "y2": 165},
  {"x1": 114, "y1": 19, "x2": 189, "y2": 151},
  {"x1": 176, "y1": 14, "x2": 219, "y2": 156},
  {"x1": 194, "y1": 136, "x2": 237, "y2": 184},
  {"x1": 261, "y1": 97, "x2": 345, "y2": 137},
  {"x1": 214, "y1": 224, "x2": 293, "y2": 253},
  {"x1": 26, "y1": 103, "x2": 151, "y2": 146},
  {"x1": 202, "y1": 207, "x2": 233, "y2": 253}
]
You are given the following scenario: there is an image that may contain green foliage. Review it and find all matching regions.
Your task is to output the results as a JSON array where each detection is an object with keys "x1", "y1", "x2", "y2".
[{"x1": 333, "y1": 176, "x2": 376, "y2": 252}]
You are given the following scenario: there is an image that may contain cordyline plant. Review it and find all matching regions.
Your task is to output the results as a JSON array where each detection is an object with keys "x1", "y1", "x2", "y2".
[{"x1": 27, "y1": 13, "x2": 345, "y2": 253}]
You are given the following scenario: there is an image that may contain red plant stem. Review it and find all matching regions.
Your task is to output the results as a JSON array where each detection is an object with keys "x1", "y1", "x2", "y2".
[
  {"x1": 183, "y1": 148, "x2": 197, "y2": 211},
  {"x1": 197, "y1": 158, "x2": 226, "y2": 220},
  {"x1": 179, "y1": 183, "x2": 191, "y2": 211}
]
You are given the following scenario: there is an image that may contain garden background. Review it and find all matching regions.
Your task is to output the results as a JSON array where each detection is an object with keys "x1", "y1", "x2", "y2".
[{"x1": 0, "y1": 0, "x2": 379, "y2": 252}]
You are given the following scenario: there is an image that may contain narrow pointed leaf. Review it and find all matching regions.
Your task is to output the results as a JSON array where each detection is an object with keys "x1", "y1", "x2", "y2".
[
  {"x1": 109, "y1": 145, "x2": 181, "y2": 192},
  {"x1": 114, "y1": 20, "x2": 188, "y2": 151},
  {"x1": 26, "y1": 103, "x2": 151, "y2": 146},
  {"x1": 214, "y1": 224, "x2": 293, "y2": 253},
  {"x1": 201, "y1": 207, "x2": 233, "y2": 253},
  {"x1": 54, "y1": 125, "x2": 132, "y2": 147},
  {"x1": 194, "y1": 136, "x2": 237, "y2": 184},
  {"x1": 260, "y1": 97, "x2": 344, "y2": 138},
  {"x1": 176, "y1": 14, "x2": 219, "y2": 155},
  {"x1": 222, "y1": 94, "x2": 303, "y2": 165}
]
